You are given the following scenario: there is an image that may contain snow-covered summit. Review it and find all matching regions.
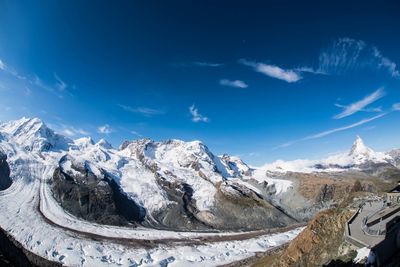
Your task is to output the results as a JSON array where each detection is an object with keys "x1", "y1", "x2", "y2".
[
  {"x1": 73, "y1": 137, "x2": 95, "y2": 150},
  {"x1": 96, "y1": 138, "x2": 112, "y2": 149},
  {"x1": 219, "y1": 154, "x2": 253, "y2": 177},
  {"x1": 349, "y1": 136, "x2": 372, "y2": 157},
  {"x1": 261, "y1": 136, "x2": 396, "y2": 174},
  {"x1": 0, "y1": 117, "x2": 72, "y2": 152},
  {"x1": 346, "y1": 136, "x2": 391, "y2": 164}
]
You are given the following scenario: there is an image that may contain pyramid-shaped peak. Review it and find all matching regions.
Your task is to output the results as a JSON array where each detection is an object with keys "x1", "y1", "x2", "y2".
[
  {"x1": 354, "y1": 135, "x2": 365, "y2": 146},
  {"x1": 349, "y1": 136, "x2": 373, "y2": 157}
]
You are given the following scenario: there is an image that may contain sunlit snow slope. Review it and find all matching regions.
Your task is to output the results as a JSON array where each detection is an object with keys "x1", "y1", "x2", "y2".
[{"x1": 0, "y1": 117, "x2": 303, "y2": 266}]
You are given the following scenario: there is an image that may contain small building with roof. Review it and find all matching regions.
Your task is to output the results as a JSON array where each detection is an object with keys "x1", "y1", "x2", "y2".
[{"x1": 387, "y1": 181, "x2": 400, "y2": 204}]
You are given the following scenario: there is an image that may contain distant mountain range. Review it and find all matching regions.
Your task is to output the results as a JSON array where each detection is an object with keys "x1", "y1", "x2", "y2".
[
  {"x1": 0, "y1": 117, "x2": 398, "y2": 266},
  {"x1": 0, "y1": 117, "x2": 399, "y2": 231},
  {"x1": 261, "y1": 136, "x2": 400, "y2": 173},
  {"x1": 0, "y1": 117, "x2": 295, "y2": 230}
]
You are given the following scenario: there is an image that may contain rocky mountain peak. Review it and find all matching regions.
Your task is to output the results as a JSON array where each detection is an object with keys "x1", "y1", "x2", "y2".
[
  {"x1": 96, "y1": 138, "x2": 112, "y2": 149},
  {"x1": 349, "y1": 135, "x2": 373, "y2": 157},
  {"x1": 74, "y1": 137, "x2": 95, "y2": 149},
  {"x1": 0, "y1": 117, "x2": 72, "y2": 152},
  {"x1": 219, "y1": 154, "x2": 252, "y2": 177},
  {"x1": 0, "y1": 117, "x2": 45, "y2": 136}
]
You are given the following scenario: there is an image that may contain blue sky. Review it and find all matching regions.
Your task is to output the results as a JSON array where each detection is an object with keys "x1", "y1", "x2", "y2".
[{"x1": 1, "y1": 1, "x2": 400, "y2": 165}]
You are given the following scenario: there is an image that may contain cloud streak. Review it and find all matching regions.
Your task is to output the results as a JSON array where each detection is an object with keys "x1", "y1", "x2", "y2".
[
  {"x1": 189, "y1": 104, "x2": 209, "y2": 123},
  {"x1": 54, "y1": 73, "x2": 67, "y2": 92},
  {"x1": 97, "y1": 124, "x2": 112, "y2": 134},
  {"x1": 194, "y1": 62, "x2": 223, "y2": 67},
  {"x1": 219, "y1": 79, "x2": 248, "y2": 88},
  {"x1": 317, "y1": 38, "x2": 399, "y2": 78},
  {"x1": 305, "y1": 113, "x2": 386, "y2": 140},
  {"x1": 0, "y1": 58, "x2": 71, "y2": 98},
  {"x1": 130, "y1": 130, "x2": 142, "y2": 137},
  {"x1": 276, "y1": 113, "x2": 386, "y2": 149},
  {"x1": 61, "y1": 126, "x2": 90, "y2": 137},
  {"x1": 239, "y1": 59, "x2": 302, "y2": 83},
  {"x1": 118, "y1": 104, "x2": 165, "y2": 117},
  {"x1": 393, "y1": 103, "x2": 400, "y2": 111},
  {"x1": 334, "y1": 88, "x2": 385, "y2": 119}
]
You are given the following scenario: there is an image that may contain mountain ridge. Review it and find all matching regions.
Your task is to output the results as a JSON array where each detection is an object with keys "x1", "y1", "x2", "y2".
[
  {"x1": 0, "y1": 117, "x2": 295, "y2": 230},
  {"x1": 1, "y1": 117, "x2": 399, "y2": 229},
  {"x1": 262, "y1": 136, "x2": 397, "y2": 174}
]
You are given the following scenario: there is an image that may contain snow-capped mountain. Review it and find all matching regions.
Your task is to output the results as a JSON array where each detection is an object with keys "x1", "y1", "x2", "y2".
[
  {"x1": 388, "y1": 149, "x2": 400, "y2": 168},
  {"x1": 0, "y1": 117, "x2": 305, "y2": 267},
  {"x1": 348, "y1": 136, "x2": 390, "y2": 164},
  {"x1": 0, "y1": 117, "x2": 294, "y2": 230},
  {"x1": 261, "y1": 136, "x2": 397, "y2": 173},
  {"x1": 219, "y1": 154, "x2": 252, "y2": 177},
  {"x1": 0, "y1": 117, "x2": 72, "y2": 152}
]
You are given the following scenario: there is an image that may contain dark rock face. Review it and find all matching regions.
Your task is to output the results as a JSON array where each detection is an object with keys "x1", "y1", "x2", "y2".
[
  {"x1": 316, "y1": 184, "x2": 336, "y2": 203},
  {"x1": 146, "y1": 173, "x2": 210, "y2": 230},
  {"x1": 104, "y1": 173, "x2": 146, "y2": 223},
  {"x1": 361, "y1": 162, "x2": 400, "y2": 180},
  {"x1": 51, "y1": 162, "x2": 145, "y2": 226},
  {"x1": 212, "y1": 182, "x2": 296, "y2": 230},
  {"x1": 0, "y1": 226, "x2": 62, "y2": 267},
  {"x1": 0, "y1": 151, "x2": 12, "y2": 190}
]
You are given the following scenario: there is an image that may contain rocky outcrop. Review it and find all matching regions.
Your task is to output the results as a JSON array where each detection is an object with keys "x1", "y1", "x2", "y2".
[
  {"x1": 0, "y1": 226, "x2": 62, "y2": 267},
  {"x1": 51, "y1": 160, "x2": 145, "y2": 226},
  {"x1": 0, "y1": 151, "x2": 11, "y2": 190},
  {"x1": 266, "y1": 208, "x2": 354, "y2": 267},
  {"x1": 145, "y1": 173, "x2": 211, "y2": 230},
  {"x1": 210, "y1": 181, "x2": 296, "y2": 230},
  {"x1": 315, "y1": 184, "x2": 336, "y2": 203},
  {"x1": 388, "y1": 149, "x2": 400, "y2": 167}
]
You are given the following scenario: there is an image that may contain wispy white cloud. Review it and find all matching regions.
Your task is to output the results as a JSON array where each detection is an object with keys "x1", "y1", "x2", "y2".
[
  {"x1": 317, "y1": 38, "x2": 399, "y2": 78},
  {"x1": 247, "y1": 152, "x2": 260, "y2": 157},
  {"x1": 194, "y1": 62, "x2": 223, "y2": 67},
  {"x1": 118, "y1": 104, "x2": 165, "y2": 117},
  {"x1": 372, "y1": 47, "x2": 399, "y2": 78},
  {"x1": 0, "y1": 58, "x2": 26, "y2": 80},
  {"x1": 61, "y1": 126, "x2": 89, "y2": 137},
  {"x1": 393, "y1": 103, "x2": 400, "y2": 111},
  {"x1": 24, "y1": 87, "x2": 32, "y2": 97},
  {"x1": 276, "y1": 113, "x2": 386, "y2": 149},
  {"x1": 173, "y1": 61, "x2": 223, "y2": 68},
  {"x1": 97, "y1": 124, "x2": 113, "y2": 134},
  {"x1": 189, "y1": 104, "x2": 209, "y2": 123},
  {"x1": 32, "y1": 75, "x2": 58, "y2": 94},
  {"x1": 219, "y1": 79, "x2": 248, "y2": 88},
  {"x1": 239, "y1": 59, "x2": 302, "y2": 83},
  {"x1": 335, "y1": 103, "x2": 382, "y2": 113},
  {"x1": 130, "y1": 130, "x2": 142, "y2": 137},
  {"x1": 305, "y1": 114, "x2": 386, "y2": 140},
  {"x1": 363, "y1": 125, "x2": 376, "y2": 131},
  {"x1": 54, "y1": 73, "x2": 67, "y2": 92},
  {"x1": 239, "y1": 38, "x2": 399, "y2": 82},
  {"x1": 294, "y1": 66, "x2": 328, "y2": 75},
  {"x1": 0, "y1": 58, "x2": 72, "y2": 98},
  {"x1": 61, "y1": 128, "x2": 87, "y2": 137},
  {"x1": 334, "y1": 87, "x2": 385, "y2": 119},
  {"x1": 48, "y1": 123, "x2": 90, "y2": 137},
  {"x1": 275, "y1": 141, "x2": 297, "y2": 149}
]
